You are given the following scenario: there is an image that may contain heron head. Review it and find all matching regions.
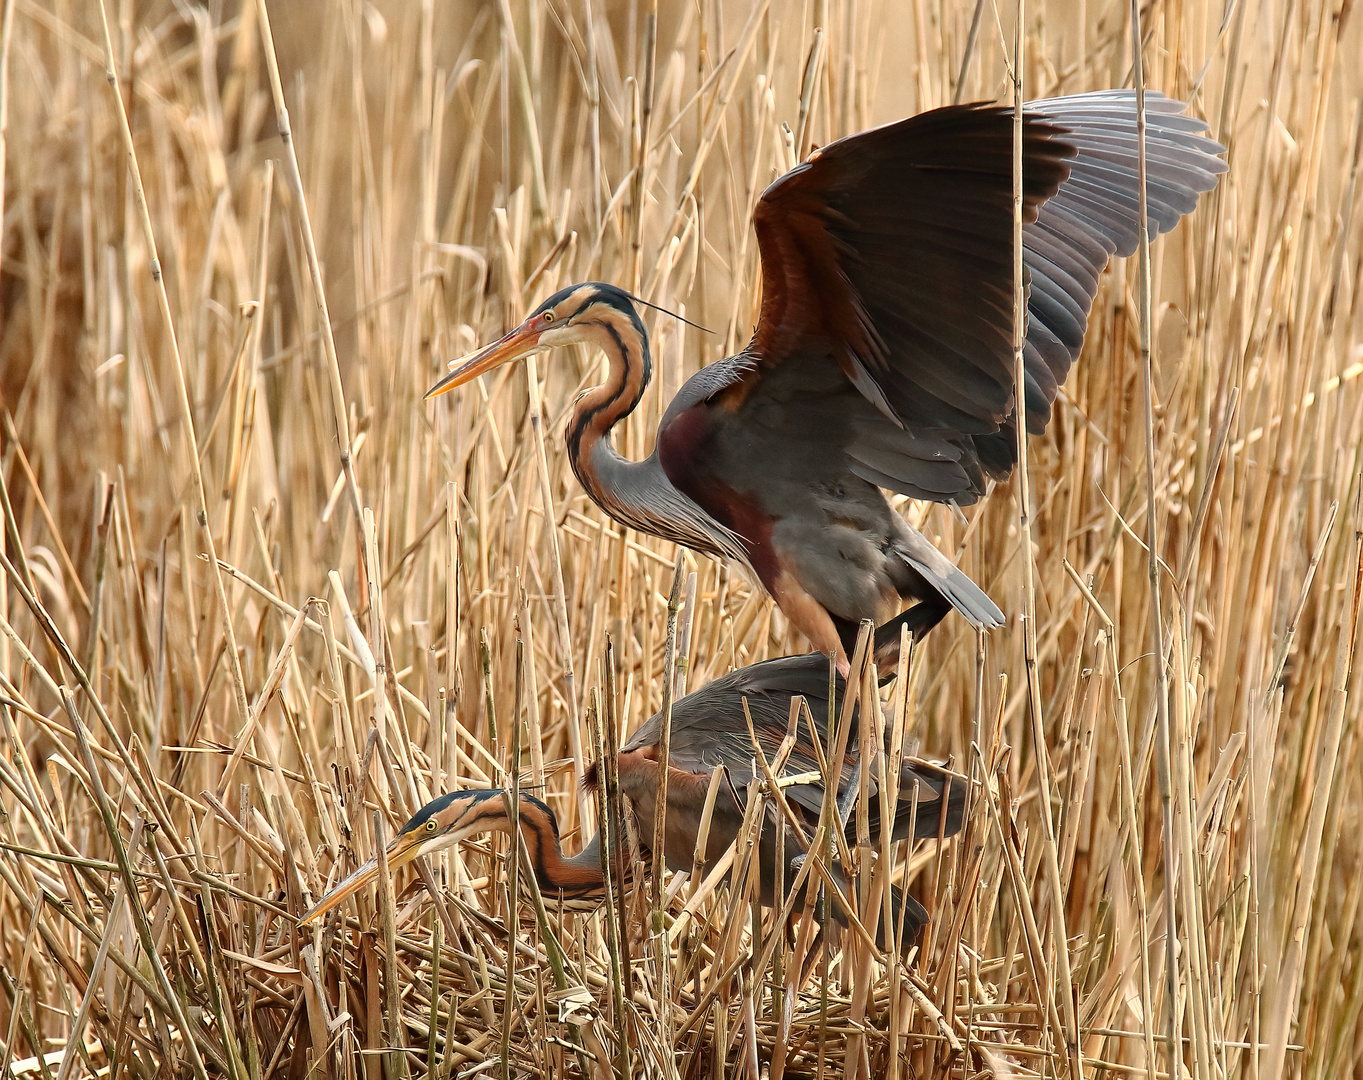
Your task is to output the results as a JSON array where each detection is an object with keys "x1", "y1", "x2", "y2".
[
  {"x1": 297, "y1": 791, "x2": 509, "y2": 925},
  {"x1": 425, "y1": 283, "x2": 642, "y2": 399}
]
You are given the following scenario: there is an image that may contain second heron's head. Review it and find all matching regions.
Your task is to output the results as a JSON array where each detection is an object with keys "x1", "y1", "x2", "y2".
[
  {"x1": 425, "y1": 282, "x2": 645, "y2": 399},
  {"x1": 297, "y1": 790, "x2": 550, "y2": 926}
]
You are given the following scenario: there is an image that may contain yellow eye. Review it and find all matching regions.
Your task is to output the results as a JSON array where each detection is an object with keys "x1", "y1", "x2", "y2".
[
  {"x1": 426, "y1": 819, "x2": 437, "y2": 832},
  {"x1": 542, "y1": 311, "x2": 555, "y2": 323}
]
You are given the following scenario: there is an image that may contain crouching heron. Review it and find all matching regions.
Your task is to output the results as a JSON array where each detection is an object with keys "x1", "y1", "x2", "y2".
[{"x1": 300, "y1": 653, "x2": 965, "y2": 945}]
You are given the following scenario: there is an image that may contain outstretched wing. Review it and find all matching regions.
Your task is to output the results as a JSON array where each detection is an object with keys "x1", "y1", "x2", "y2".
[{"x1": 711, "y1": 91, "x2": 1225, "y2": 504}]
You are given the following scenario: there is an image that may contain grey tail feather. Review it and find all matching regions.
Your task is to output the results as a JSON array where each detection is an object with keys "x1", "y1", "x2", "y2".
[
  {"x1": 906, "y1": 553, "x2": 1005, "y2": 629},
  {"x1": 884, "y1": 883, "x2": 930, "y2": 948},
  {"x1": 824, "y1": 870, "x2": 930, "y2": 949}
]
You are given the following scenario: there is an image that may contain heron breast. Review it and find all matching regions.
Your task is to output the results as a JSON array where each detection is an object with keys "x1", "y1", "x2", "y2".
[
  {"x1": 658, "y1": 405, "x2": 780, "y2": 581},
  {"x1": 656, "y1": 404, "x2": 713, "y2": 492}
]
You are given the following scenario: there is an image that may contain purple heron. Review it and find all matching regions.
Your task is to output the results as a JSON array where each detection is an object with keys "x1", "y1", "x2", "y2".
[
  {"x1": 426, "y1": 91, "x2": 1225, "y2": 671},
  {"x1": 300, "y1": 653, "x2": 964, "y2": 943}
]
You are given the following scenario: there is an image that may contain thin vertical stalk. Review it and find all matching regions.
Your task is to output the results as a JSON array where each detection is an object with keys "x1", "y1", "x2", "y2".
[
  {"x1": 675, "y1": 570, "x2": 698, "y2": 698},
  {"x1": 523, "y1": 352, "x2": 584, "y2": 810},
  {"x1": 1108, "y1": 631, "x2": 1159, "y2": 1076},
  {"x1": 650, "y1": 552, "x2": 686, "y2": 1064},
  {"x1": 952, "y1": 0, "x2": 987, "y2": 103},
  {"x1": 373, "y1": 810, "x2": 406, "y2": 1080},
  {"x1": 628, "y1": 0, "x2": 659, "y2": 290},
  {"x1": 65, "y1": 691, "x2": 212, "y2": 1080},
  {"x1": 1263, "y1": 487, "x2": 1363, "y2": 1080},
  {"x1": 426, "y1": 915, "x2": 442, "y2": 1073},
  {"x1": 444, "y1": 479, "x2": 461, "y2": 785},
  {"x1": 95, "y1": 0, "x2": 251, "y2": 740},
  {"x1": 253, "y1": 0, "x2": 370, "y2": 565},
  {"x1": 1009, "y1": 16, "x2": 1082, "y2": 1074},
  {"x1": 1127, "y1": 1, "x2": 1180, "y2": 1063},
  {"x1": 592, "y1": 662, "x2": 633, "y2": 1079},
  {"x1": 0, "y1": 0, "x2": 17, "y2": 292},
  {"x1": 495, "y1": 0, "x2": 549, "y2": 222},
  {"x1": 52, "y1": 831, "x2": 135, "y2": 1080},
  {"x1": 499, "y1": 636, "x2": 523, "y2": 1080}
]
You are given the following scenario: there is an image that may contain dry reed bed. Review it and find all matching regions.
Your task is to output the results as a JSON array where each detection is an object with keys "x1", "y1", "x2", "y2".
[{"x1": 0, "y1": 0, "x2": 1360, "y2": 1077}]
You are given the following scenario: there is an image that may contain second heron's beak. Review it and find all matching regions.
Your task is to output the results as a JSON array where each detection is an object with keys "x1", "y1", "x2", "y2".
[
  {"x1": 425, "y1": 320, "x2": 544, "y2": 400},
  {"x1": 298, "y1": 828, "x2": 428, "y2": 926}
]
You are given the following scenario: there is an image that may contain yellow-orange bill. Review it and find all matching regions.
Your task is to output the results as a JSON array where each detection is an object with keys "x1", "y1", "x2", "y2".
[
  {"x1": 297, "y1": 833, "x2": 423, "y2": 926},
  {"x1": 424, "y1": 322, "x2": 542, "y2": 400},
  {"x1": 297, "y1": 856, "x2": 380, "y2": 925}
]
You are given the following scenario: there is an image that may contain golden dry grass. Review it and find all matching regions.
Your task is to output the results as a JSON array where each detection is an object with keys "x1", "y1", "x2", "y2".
[{"x1": 0, "y1": 0, "x2": 1361, "y2": 1077}]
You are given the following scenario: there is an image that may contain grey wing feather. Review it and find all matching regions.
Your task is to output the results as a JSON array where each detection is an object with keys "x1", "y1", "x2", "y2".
[
  {"x1": 625, "y1": 654, "x2": 966, "y2": 841},
  {"x1": 1012, "y1": 92, "x2": 1228, "y2": 410},
  {"x1": 851, "y1": 90, "x2": 1225, "y2": 502}
]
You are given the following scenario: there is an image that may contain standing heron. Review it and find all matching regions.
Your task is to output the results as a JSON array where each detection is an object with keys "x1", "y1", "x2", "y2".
[
  {"x1": 426, "y1": 91, "x2": 1226, "y2": 670},
  {"x1": 300, "y1": 653, "x2": 965, "y2": 944}
]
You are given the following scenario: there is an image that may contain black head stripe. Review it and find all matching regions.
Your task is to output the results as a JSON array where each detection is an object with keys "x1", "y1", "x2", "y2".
[
  {"x1": 531, "y1": 282, "x2": 644, "y2": 336},
  {"x1": 397, "y1": 788, "x2": 561, "y2": 842},
  {"x1": 398, "y1": 789, "x2": 499, "y2": 835},
  {"x1": 520, "y1": 791, "x2": 561, "y2": 840},
  {"x1": 532, "y1": 282, "x2": 592, "y2": 315}
]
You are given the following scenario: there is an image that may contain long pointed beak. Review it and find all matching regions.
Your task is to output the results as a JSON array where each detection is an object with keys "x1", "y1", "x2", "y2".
[
  {"x1": 425, "y1": 321, "x2": 544, "y2": 400},
  {"x1": 298, "y1": 830, "x2": 427, "y2": 926}
]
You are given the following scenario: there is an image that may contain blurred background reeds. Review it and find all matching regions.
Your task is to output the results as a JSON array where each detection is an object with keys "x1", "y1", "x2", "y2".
[{"x1": 0, "y1": 0, "x2": 1360, "y2": 1076}]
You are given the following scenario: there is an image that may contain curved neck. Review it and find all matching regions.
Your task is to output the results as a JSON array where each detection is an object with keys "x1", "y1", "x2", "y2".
[
  {"x1": 558, "y1": 309, "x2": 746, "y2": 562},
  {"x1": 521, "y1": 822, "x2": 605, "y2": 900},
  {"x1": 499, "y1": 793, "x2": 605, "y2": 901},
  {"x1": 565, "y1": 310, "x2": 652, "y2": 498}
]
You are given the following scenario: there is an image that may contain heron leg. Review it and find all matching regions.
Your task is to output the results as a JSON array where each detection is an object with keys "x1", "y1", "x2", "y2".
[
  {"x1": 830, "y1": 596, "x2": 952, "y2": 677},
  {"x1": 870, "y1": 596, "x2": 952, "y2": 668},
  {"x1": 794, "y1": 920, "x2": 829, "y2": 989},
  {"x1": 771, "y1": 567, "x2": 850, "y2": 674}
]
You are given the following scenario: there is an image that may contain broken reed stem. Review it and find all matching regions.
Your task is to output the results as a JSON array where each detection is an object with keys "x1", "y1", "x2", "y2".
[{"x1": 1263, "y1": 502, "x2": 1339, "y2": 709}]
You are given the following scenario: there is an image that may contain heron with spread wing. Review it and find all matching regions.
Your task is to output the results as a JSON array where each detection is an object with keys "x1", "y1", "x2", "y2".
[
  {"x1": 427, "y1": 91, "x2": 1225, "y2": 671},
  {"x1": 300, "y1": 653, "x2": 965, "y2": 945}
]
